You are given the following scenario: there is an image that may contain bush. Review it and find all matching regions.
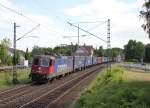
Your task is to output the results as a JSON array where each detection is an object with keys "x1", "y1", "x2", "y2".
[
  {"x1": 0, "y1": 69, "x2": 31, "y2": 90},
  {"x1": 124, "y1": 59, "x2": 139, "y2": 63}
]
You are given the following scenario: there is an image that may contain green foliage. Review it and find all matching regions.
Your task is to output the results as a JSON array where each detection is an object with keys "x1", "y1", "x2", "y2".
[
  {"x1": 124, "y1": 59, "x2": 138, "y2": 63},
  {"x1": 112, "y1": 48, "x2": 123, "y2": 58},
  {"x1": 31, "y1": 45, "x2": 124, "y2": 59},
  {"x1": 32, "y1": 44, "x2": 78, "y2": 56},
  {"x1": 0, "y1": 38, "x2": 12, "y2": 66},
  {"x1": 124, "y1": 40, "x2": 145, "y2": 62},
  {"x1": 7, "y1": 55, "x2": 12, "y2": 66},
  {"x1": 124, "y1": 40, "x2": 136, "y2": 60},
  {"x1": 103, "y1": 48, "x2": 123, "y2": 61},
  {"x1": 74, "y1": 66, "x2": 150, "y2": 108},
  {"x1": 144, "y1": 44, "x2": 150, "y2": 62},
  {"x1": 12, "y1": 50, "x2": 20, "y2": 65},
  {"x1": 25, "y1": 48, "x2": 31, "y2": 60},
  {"x1": 16, "y1": 50, "x2": 20, "y2": 64},
  {"x1": 99, "y1": 46, "x2": 104, "y2": 57},
  {"x1": 140, "y1": 1, "x2": 150, "y2": 38},
  {"x1": 32, "y1": 46, "x2": 53, "y2": 55},
  {"x1": 135, "y1": 42, "x2": 145, "y2": 61},
  {"x1": 0, "y1": 69, "x2": 31, "y2": 90}
]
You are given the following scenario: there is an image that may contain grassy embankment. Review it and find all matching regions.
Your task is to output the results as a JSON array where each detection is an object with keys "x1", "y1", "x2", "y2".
[
  {"x1": 0, "y1": 69, "x2": 31, "y2": 90},
  {"x1": 75, "y1": 65, "x2": 150, "y2": 108}
]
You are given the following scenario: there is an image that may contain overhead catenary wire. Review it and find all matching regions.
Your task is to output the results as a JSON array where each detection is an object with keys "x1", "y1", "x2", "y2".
[
  {"x1": 87, "y1": 21, "x2": 107, "y2": 31},
  {"x1": 67, "y1": 20, "x2": 108, "y2": 43},
  {"x1": 67, "y1": 22, "x2": 107, "y2": 43},
  {"x1": 72, "y1": 20, "x2": 108, "y2": 24},
  {"x1": 0, "y1": 3, "x2": 39, "y2": 25},
  {"x1": 35, "y1": 0, "x2": 69, "y2": 23},
  {"x1": 16, "y1": 24, "x2": 40, "y2": 41},
  {"x1": 0, "y1": 1, "x2": 105, "y2": 39},
  {"x1": 33, "y1": 0, "x2": 72, "y2": 36},
  {"x1": 0, "y1": 26, "x2": 23, "y2": 35},
  {"x1": 0, "y1": 3, "x2": 66, "y2": 37},
  {"x1": 0, "y1": 2, "x2": 108, "y2": 45}
]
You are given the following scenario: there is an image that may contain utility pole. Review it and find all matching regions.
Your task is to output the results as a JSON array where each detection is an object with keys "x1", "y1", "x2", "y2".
[
  {"x1": 13, "y1": 22, "x2": 19, "y2": 84},
  {"x1": 71, "y1": 42, "x2": 73, "y2": 54},
  {"x1": 78, "y1": 24, "x2": 79, "y2": 48},
  {"x1": 12, "y1": 23, "x2": 39, "y2": 84},
  {"x1": 71, "y1": 42, "x2": 74, "y2": 71},
  {"x1": 107, "y1": 19, "x2": 111, "y2": 72}
]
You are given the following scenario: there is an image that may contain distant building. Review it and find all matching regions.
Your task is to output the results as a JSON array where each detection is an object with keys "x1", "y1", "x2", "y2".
[
  {"x1": 8, "y1": 48, "x2": 25, "y2": 63},
  {"x1": 74, "y1": 46, "x2": 94, "y2": 57}
]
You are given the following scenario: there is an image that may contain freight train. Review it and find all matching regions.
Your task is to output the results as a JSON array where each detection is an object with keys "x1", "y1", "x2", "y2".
[{"x1": 30, "y1": 55, "x2": 108, "y2": 83}]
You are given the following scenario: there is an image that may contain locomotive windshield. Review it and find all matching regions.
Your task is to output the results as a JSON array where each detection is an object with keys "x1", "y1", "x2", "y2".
[
  {"x1": 41, "y1": 57, "x2": 50, "y2": 67},
  {"x1": 32, "y1": 56, "x2": 51, "y2": 67},
  {"x1": 33, "y1": 57, "x2": 40, "y2": 65}
]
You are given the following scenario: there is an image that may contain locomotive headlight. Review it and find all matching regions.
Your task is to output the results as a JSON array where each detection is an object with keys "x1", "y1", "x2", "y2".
[
  {"x1": 38, "y1": 67, "x2": 41, "y2": 70},
  {"x1": 36, "y1": 67, "x2": 42, "y2": 73}
]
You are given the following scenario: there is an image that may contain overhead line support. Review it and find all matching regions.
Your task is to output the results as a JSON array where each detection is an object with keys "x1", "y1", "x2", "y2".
[{"x1": 67, "y1": 22, "x2": 107, "y2": 43}]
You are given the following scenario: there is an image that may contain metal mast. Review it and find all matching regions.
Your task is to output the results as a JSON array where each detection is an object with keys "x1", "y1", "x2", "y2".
[{"x1": 107, "y1": 19, "x2": 111, "y2": 72}]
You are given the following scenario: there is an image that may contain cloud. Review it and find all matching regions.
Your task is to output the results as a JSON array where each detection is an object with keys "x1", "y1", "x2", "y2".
[
  {"x1": 63, "y1": 0, "x2": 148, "y2": 48},
  {"x1": 0, "y1": 0, "x2": 148, "y2": 51},
  {"x1": 63, "y1": 0, "x2": 137, "y2": 17},
  {"x1": 0, "y1": 0, "x2": 77, "y2": 51}
]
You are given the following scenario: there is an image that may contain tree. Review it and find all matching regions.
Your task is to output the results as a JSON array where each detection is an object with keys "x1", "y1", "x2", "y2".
[
  {"x1": 15, "y1": 50, "x2": 20, "y2": 64},
  {"x1": 25, "y1": 48, "x2": 30, "y2": 60},
  {"x1": 124, "y1": 40, "x2": 136, "y2": 60},
  {"x1": 124, "y1": 40, "x2": 145, "y2": 62},
  {"x1": 99, "y1": 46, "x2": 104, "y2": 57},
  {"x1": 134, "y1": 42, "x2": 145, "y2": 61},
  {"x1": 111, "y1": 48, "x2": 124, "y2": 61},
  {"x1": 32, "y1": 46, "x2": 53, "y2": 56},
  {"x1": 94, "y1": 47, "x2": 99, "y2": 57},
  {"x1": 140, "y1": 0, "x2": 150, "y2": 38},
  {"x1": 0, "y1": 38, "x2": 12, "y2": 66},
  {"x1": 144, "y1": 44, "x2": 150, "y2": 62},
  {"x1": 7, "y1": 55, "x2": 12, "y2": 66}
]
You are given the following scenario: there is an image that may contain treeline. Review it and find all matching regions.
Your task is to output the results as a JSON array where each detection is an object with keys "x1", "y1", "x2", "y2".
[
  {"x1": 31, "y1": 44, "x2": 78, "y2": 56},
  {"x1": 124, "y1": 40, "x2": 150, "y2": 62},
  {"x1": 32, "y1": 45, "x2": 123, "y2": 59},
  {"x1": 94, "y1": 46, "x2": 124, "y2": 60},
  {"x1": 0, "y1": 37, "x2": 123, "y2": 66}
]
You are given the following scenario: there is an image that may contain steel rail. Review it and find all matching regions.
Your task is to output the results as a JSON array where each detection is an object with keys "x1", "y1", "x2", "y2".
[
  {"x1": 19, "y1": 66, "x2": 102, "y2": 108},
  {"x1": 46, "y1": 67, "x2": 100, "y2": 108}
]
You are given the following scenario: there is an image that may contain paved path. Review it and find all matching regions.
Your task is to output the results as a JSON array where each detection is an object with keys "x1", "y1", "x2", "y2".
[{"x1": 120, "y1": 63, "x2": 150, "y2": 71}]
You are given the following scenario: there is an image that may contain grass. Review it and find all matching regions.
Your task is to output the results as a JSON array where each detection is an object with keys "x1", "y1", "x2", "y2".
[
  {"x1": 0, "y1": 69, "x2": 31, "y2": 90},
  {"x1": 74, "y1": 65, "x2": 150, "y2": 108},
  {"x1": 123, "y1": 61, "x2": 136, "y2": 64}
]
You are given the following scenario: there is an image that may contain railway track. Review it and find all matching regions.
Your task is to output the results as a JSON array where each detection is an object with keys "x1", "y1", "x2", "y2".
[
  {"x1": 0, "y1": 67, "x2": 30, "y2": 72},
  {"x1": 0, "y1": 85, "x2": 30, "y2": 99},
  {"x1": 46, "y1": 66, "x2": 101, "y2": 108},
  {"x1": 20, "y1": 65, "x2": 102, "y2": 108},
  {"x1": 0, "y1": 85, "x2": 45, "y2": 104},
  {"x1": 0, "y1": 65, "x2": 104, "y2": 108}
]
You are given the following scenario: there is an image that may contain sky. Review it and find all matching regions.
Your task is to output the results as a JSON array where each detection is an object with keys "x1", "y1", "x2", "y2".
[{"x1": 0, "y1": 0, "x2": 149, "y2": 51}]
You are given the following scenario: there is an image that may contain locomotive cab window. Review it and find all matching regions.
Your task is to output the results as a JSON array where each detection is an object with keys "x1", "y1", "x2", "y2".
[
  {"x1": 41, "y1": 57, "x2": 50, "y2": 67},
  {"x1": 49, "y1": 59, "x2": 53, "y2": 66},
  {"x1": 33, "y1": 57, "x2": 40, "y2": 65}
]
